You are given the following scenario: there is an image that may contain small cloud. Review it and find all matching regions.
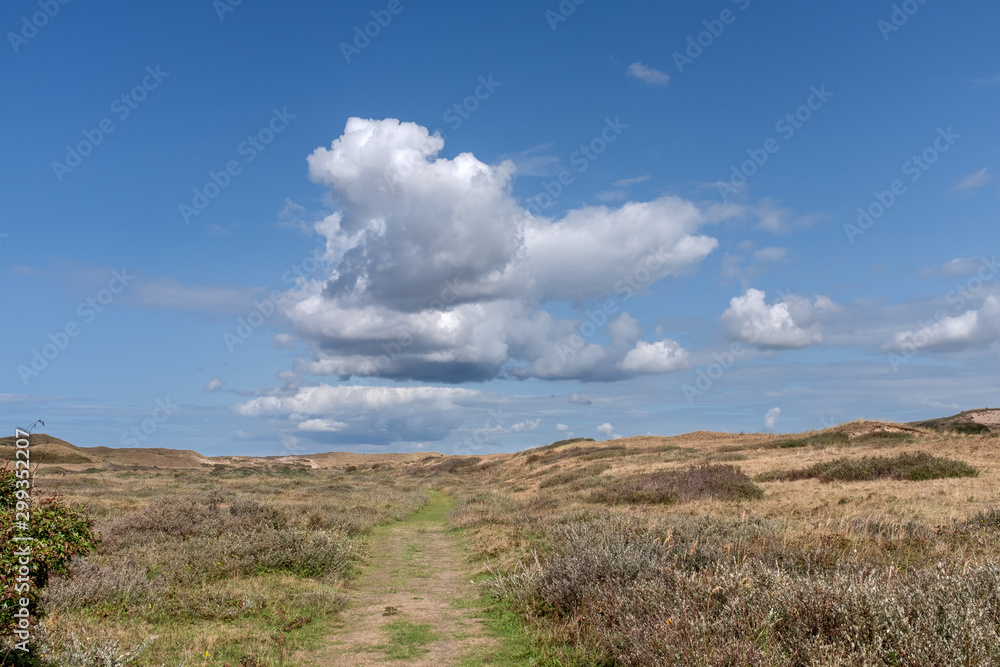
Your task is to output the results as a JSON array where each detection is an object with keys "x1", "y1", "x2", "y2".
[
  {"x1": 568, "y1": 393, "x2": 592, "y2": 405},
  {"x1": 627, "y1": 62, "x2": 670, "y2": 86},
  {"x1": 953, "y1": 168, "x2": 991, "y2": 192},
  {"x1": 596, "y1": 422, "x2": 614, "y2": 436},
  {"x1": 763, "y1": 407, "x2": 781, "y2": 431},
  {"x1": 10, "y1": 265, "x2": 38, "y2": 276},
  {"x1": 273, "y1": 333, "x2": 297, "y2": 349},
  {"x1": 613, "y1": 175, "x2": 651, "y2": 188},
  {"x1": 752, "y1": 246, "x2": 788, "y2": 263},
  {"x1": 937, "y1": 256, "x2": 986, "y2": 277},
  {"x1": 232, "y1": 430, "x2": 255, "y2": 440},
  {"x1": 205, "y1": 378, "x2": 225, "y2": 393},
  {"x1": 722, "y1": 288, "x2": 839, "y2": 349},
  {"x1": 620, "y1": 339, "x2": 689, "y2": 373},
  {"x1": 297, "y1": 418, "x2": 348, "y2": 432},
  {"x1": 207, "y1": 222, "x2": 241, "y2": 237},
  {"x1": 556, "y1": 423, "x2": 570, "y2": 432},
  {"x1": 277, "y1": 198, "x2": 312, "y2": 234},
  {"x1": 511, "y1": 418, "x2": 541, "y2": 433},
  {"x1": 755, "y1": 199, "x2": 824, "y2": 234},
  {"x1": 596, "y1": 189, "x2": 627, "y2": 202},
  {"x1": 498, "y1": 143, "x2": 560, "y2": 177},
  {"x1": 969, "y1": 74, "x2": 1000, "y2": 88}
]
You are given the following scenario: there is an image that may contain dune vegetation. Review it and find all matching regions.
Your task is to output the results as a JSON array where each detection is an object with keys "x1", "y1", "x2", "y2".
[{"x1": 3, "y1": 417, "x2": 1000, "y2": 665}]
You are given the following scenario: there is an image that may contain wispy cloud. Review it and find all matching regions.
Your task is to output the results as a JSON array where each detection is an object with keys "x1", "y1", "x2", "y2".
[
  {"x1": 613, "y1": 175, "x2": 651, "y2": 188},
  {"x1": 968, "y1": 74, "x2": 1000, "y2": 88},
  {"x1": 627, "y1": 62, "x2": 670, "y2": 86},
  {"x1": 595, "y1": 189, "x2": 627, "y2": 202},
  {"x1": 953, "y1": 167, "x2": 991, "y2": 192},
  {"x1": 497, "y1": 143, "x2": 560, "y2": 177}
]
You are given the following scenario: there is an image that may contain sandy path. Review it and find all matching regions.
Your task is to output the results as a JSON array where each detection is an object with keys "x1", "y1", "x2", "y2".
[{"x1": 293, "y1": 492, "x2": 496, "y2": 666}]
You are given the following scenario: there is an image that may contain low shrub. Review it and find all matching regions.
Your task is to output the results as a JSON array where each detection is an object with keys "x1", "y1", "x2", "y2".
[
  {"x1": 42, "y1": 558, "x2": 161, "y2": 612},
  {"x1": 592, "y1": 465, "x2": 764, "y2": 505},
  {"x1": 483, "y1": 511, "x2": 1000, "y2": 666},
  {"x1": 766, "y1": 451, "x2": 978, "y2": 483}
]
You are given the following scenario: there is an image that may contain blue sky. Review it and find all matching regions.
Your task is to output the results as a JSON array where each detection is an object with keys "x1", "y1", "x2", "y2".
[{"x1": 2, "y1": 0, "x2": 998, "y2": 456}]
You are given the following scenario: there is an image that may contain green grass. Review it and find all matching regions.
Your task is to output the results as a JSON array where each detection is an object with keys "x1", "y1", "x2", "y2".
[
  {"x1": 379, "y1": 620, "x2": 438, "y2": 659},
  {"x1": 456, "y1": 578, "x2": 597, "y2": 667}
]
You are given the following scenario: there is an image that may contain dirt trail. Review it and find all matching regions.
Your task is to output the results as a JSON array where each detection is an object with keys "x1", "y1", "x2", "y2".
[{"x1": 294, "y1": 491, "x2": 497, "y2": 666}]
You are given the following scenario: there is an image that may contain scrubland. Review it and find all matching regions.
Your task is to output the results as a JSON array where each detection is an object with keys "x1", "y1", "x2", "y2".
[
  {"x1": 4, "y1": 419, "x2": 1000, "y2": 666},
  {"x1": 441, "y1": 424, "x2": 1000, "y2": 666},
  {"x1": 7, "y1": 462, "x2": 425, "y2": 665}
]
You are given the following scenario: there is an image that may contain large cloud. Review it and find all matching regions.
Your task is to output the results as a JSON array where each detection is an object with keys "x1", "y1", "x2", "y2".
[
  {"x1": 283, "y1": 117, "x2": 726, "y2": 382},
  {"x1": 722, "y1": 288, "x2": 840, "y2": 349}
]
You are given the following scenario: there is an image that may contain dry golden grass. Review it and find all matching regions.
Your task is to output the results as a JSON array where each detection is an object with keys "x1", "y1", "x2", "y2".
[{"x1": 8, "y1": 416, "x2": 1000, "y2": 665}]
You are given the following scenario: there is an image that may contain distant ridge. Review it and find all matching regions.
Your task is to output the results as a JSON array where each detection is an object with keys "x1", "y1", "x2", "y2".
[
  {"x1": 908, "y1": 408, "x2": 1000, "y2": 435},
  {"x1": 0, "y1": 433, "x2": 435, "y2": 470}
]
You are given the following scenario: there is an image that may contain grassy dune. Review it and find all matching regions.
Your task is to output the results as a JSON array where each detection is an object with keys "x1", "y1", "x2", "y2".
[
  {"x1": 5, "y1": 418, "x2": 1000, "y2": 665},
  {"x1": 437, "y1": 421, "x2": 1000, "y2": 666}
]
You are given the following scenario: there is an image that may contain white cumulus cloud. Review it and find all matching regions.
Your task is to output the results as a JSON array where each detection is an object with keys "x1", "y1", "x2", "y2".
[
  {"x1": 887, "y1": 296, "x2": 1000, "y2": 352},
  {"x1": 627, "y1": 62, "x2": 670, "y2": 86},
  {"x1": 510, "y1": 418, "x2": 541, "y2": 432},
  {"x1": 722, "y1": 288, "x2": 839, "y2": 349},
  {"x1": 281, "y1": 118, "x2": 722, "y2": 383},
  {"x1": 620, "y1": 339, "x2": 689, "y2": 373}
]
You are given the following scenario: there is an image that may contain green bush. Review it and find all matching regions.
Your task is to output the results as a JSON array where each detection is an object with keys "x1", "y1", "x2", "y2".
[
  {"x1": 766, "y1": 451, "x2": 978, "y2": 483},
  {"x1": 0, "y1": 466, "x2": 98, "y2": 636}
]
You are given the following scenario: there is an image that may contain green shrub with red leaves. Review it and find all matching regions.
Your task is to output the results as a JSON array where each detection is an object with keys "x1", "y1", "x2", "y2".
[{"x1": 1, "y1": 464, "x2": 98, "y2": 636}]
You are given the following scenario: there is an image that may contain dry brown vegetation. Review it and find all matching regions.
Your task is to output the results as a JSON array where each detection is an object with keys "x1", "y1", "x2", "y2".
[
  {"x1": 429, "y1": 419, "x2": 1000, "y2": 666},
  {"x1": 9, "y1": 463, "x2": 426, "y2": 665},
  {"x1": 5, "y1": 415, "x2": 1000, "y2": 665}
]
